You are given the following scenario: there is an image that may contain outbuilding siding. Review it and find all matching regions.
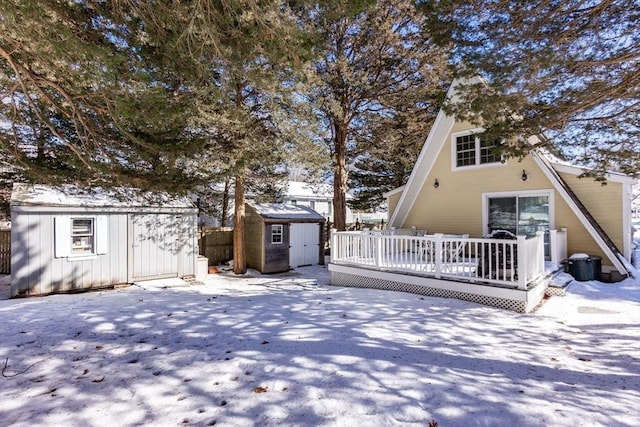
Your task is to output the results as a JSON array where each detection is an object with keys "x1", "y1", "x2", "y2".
[{"x1": 10, "y1": 185, "x2": 198, "y2": 297}]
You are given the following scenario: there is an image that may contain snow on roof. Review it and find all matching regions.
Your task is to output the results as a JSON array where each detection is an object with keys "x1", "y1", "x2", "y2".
[
  {"x1": 251, "y1": 203, "x2": 325, "y2": 221},
  {"x1": 10, "y1": 184, "x2": 195, "y2": 209}
]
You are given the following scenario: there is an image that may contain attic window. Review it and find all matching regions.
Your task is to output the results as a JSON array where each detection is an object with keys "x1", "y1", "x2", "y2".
[{"x1": 454, "y1": 132, "x2": 502, "y2": 168}]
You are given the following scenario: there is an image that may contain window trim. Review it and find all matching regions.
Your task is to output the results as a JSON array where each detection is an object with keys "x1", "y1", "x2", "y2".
[
  {"x1": 451, "y1": 128, "x2": 506, "y2": 171},
  {"x1": 271, "y1": 224, "x2": 284, "y2": 245},
  {"x1": 71, "y1": 217, "x2": 95, "y2": 255},
  {"x1": 481, "y1": 189, "x2": 555, "y2": 236},
  {"x1": 54, "y1": 215, "x2": 108, "y2": 260}
]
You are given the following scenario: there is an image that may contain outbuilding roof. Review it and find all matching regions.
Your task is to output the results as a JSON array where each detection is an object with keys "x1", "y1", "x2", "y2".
[{"x1": 11, "y1": 184, "x2": 195, "y2": 212}]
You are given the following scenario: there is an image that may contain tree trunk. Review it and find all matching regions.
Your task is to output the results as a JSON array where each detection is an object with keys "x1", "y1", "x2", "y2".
[
  {"x1": 233, "y1": 172, "x2": 247, "y2": 274},
  {"x1": 232, "y1": 80, "x2": 247, "y2": 274},
  {"x1": 221, "y1": 177, "x2": 231, "y2": 227},
  {"x1": 333, "y1": 122, "x2": 348, "y2": 231}
]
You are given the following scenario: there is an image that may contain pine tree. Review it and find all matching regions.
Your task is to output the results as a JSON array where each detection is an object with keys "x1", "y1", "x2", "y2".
[
  {"x1": 1, "y1": 1, "x2": 314, "y2": 274},
  {"x1": 306, "y1": 0, "x2": 450, "y2": 230},
  {"x1": 422, "y1": 0, "x2": 640, "y2": 177},
  {"x1": 0, "y1": 1, "x2": 223, "y2": 192}
]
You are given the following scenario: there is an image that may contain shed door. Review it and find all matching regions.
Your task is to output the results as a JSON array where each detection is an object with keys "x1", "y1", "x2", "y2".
[
  {"x1": 131, "y1": 214, "x2": 179, "y2": 280},
  {"x1": 289, "y1": 223, "x2": 320, "y2": 267}
]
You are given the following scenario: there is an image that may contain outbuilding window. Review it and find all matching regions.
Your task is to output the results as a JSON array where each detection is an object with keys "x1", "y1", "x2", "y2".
[
  {"x1": 54, "y1": 215, "x2": 108, "y2": 258},
  {"x1": 71, "y1": 218, "x2": 94, "y2": 254},
  {"x1": 271, "y1": 224, "x2": 284, "y2": 244}
]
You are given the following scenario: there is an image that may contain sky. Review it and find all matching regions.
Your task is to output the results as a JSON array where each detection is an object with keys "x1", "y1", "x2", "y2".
[{"x1": 0, "y1": 245, "x2": 639, "y2": 426}]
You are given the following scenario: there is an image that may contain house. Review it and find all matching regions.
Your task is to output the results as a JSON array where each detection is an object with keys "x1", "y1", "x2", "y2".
[
  {"x1": 328, "y1": 79, "x2": 635, "y2": 312},
  {"x1": 244, "y1": 203, "x2": 325, "y2": 273},
  {"x1": 284, "y1": 181, "x2": 388, "y2": 226},
  {"x1": 284, "y1": 181, "x2": 355, "y2": 224},
  {"x1": 10, "y1": 184, "x2": 199, "y2": 297}
]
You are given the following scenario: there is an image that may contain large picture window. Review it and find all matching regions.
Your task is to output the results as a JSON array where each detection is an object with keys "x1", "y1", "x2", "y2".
[{"x1": 454, "y1": 132, "x2": 502, "y2": 168}]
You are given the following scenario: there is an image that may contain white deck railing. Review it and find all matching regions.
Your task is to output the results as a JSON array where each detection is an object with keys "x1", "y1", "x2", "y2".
[
  {"x1": 330, "y1": 230, "x2": 549, "y2": 290},
  {"x1": 549, "y1": 228, "x2": 568, "y2": 266}
]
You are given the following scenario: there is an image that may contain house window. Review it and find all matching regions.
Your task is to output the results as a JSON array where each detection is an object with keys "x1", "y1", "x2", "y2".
[
  {"x1": 456, "y1": 134, "x2": 476, "y2": 166},
  {"x1": 454, "y1": 132, "x2": 502, "y2": 168},
  {"x1": 310, "y1": 200, "x2": 316, "y2": 210},
  {"x1": 479, "y1": 136, "x2": 500, "y2": 164},
  {"x1": 271, "y1": 224, "x2": 284, "y2": 244},
  {"x1": 71, "y1": 218, "x2": 94, "y2": 254}
]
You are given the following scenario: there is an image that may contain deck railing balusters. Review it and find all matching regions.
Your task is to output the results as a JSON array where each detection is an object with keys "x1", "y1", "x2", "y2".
[{"x1": 330, "y1": 229, "x2": 547, "y2": 288}]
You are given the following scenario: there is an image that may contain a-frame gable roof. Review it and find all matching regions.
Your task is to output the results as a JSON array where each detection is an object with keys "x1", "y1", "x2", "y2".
[
  {"x1": 388, "y1": 78, "x2": 473, "y2": 228},
  {"x1": 389, "y1": 79, "x2": 630, "y2": 276}
]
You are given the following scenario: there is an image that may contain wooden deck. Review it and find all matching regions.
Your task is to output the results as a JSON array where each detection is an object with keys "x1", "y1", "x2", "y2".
[{"x1": 328, "y1": 229, "x2": 568, "y2": 313}]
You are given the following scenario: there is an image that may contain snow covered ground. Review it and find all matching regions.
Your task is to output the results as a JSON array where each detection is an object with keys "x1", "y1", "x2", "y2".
[{"x1": 0, "y1": 258, "x2": 639, "y2": 426}]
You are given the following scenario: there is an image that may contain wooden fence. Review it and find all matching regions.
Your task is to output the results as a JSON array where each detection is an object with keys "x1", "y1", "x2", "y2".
[
  {"x1": 198, "y1": 228, "x2": 233, "y2": 266},
  {"x1": 0, "y1": 229, "x2": 9, "y2": 274}
]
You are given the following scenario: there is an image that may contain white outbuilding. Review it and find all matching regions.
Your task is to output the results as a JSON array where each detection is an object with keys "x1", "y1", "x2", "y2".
[{"x1": 10, "y1": 184, "x2": 198, "y2": 297}]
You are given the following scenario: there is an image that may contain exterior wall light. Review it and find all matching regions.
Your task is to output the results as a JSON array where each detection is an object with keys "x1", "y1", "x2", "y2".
[
  {"x1": 433, "y1": 179, "x2": 440, "y2": 188},
  {"x1": 521, "y1": 170, "x2": 528, "y2": 181}
]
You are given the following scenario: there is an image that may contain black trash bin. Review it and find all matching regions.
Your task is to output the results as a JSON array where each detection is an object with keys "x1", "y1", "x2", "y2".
[{"x1": 567, "y1": 253, "x2": 600, "y2": 281}]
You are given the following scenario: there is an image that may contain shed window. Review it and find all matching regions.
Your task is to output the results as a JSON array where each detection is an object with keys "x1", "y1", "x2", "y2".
[
  {"x1": 271, "y1": 224, "x2": 284, "y2": 244},
  {"x1": 72, "y1": 218, "x2": 94, "y2": 254},
  {"x1": 54, "y1": 215, "x2": 108, "y2": 258}
]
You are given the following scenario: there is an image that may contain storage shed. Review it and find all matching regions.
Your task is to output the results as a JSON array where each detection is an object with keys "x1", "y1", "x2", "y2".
[
  {"x1": 244, "y1": 203, "x2": 325, "y2": 273},
  {"x1": 10, "y1": 184, "x2": 198, "y2": 297}
]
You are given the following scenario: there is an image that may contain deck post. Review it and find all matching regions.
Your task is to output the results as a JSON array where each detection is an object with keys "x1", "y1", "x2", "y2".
[
  {"x1": 434, "y1": 233, "x2": 443, "y2": 278},
  {"x1": 375, "y1": 233, "x2": 382, "y2": 267},
  {"x1": 549, "y1": 229, "x2": 558, "y2": 266},
  {"x1": 536, "y1": 231, "x2": 545, "y2": 271},
  {"x1": 516, "y1": 235, "x2": 527, "y2": 290},
  {"x1": 330, "y1": 228, "x2": 337, "y2": 263}
]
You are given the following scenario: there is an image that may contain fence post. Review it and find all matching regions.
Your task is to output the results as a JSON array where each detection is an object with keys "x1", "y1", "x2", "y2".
[
  {"x1": 517, "y1": 235, "x2": 527, "y2": 290},
  {"x1": 434, "y1": 233, "x2": 443, "y2": 278},
  {"x1": 375, "y1": 233, "x2": 382, "y2": 268}
]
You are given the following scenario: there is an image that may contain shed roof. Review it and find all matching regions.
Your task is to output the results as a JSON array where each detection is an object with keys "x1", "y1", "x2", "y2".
[
  {"x1": 251, "y1": 203, "x2": 325, "y2": 221},
  {"x1": 11, "y1": 184, "x2": 195, "y2": 211}
]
